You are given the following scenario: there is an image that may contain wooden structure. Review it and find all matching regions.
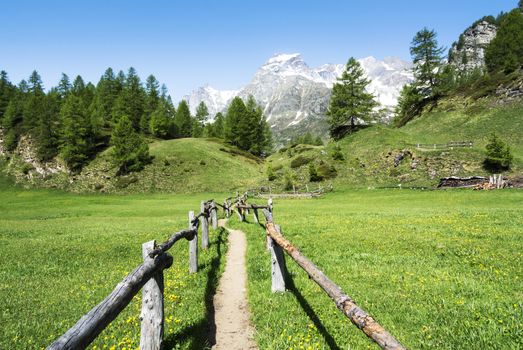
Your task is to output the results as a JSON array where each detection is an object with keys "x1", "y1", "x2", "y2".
[
  {"x1": 437, "y1": 176, "x2": 487, "y2": 188},
  {"x1": 47, "y1": 200, "x2": 219, "y2": 350},
  {"x1": 259, "y1": 207, "x2": 406, "y2": 350}
]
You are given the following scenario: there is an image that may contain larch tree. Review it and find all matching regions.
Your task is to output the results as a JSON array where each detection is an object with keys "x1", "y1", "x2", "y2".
[
  {"x1": 174, "y1": 100, "x2": 192, "y2": 137},
  {"x1": 111, "y1": 115, "x2": 151, "y2": 174},
  {"x1": 327, "y1": 57, "x2": 378, "y2": 139}
]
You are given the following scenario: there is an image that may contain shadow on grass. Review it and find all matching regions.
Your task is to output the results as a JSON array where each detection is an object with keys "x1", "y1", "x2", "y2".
[
  {"x1": 285, "y1": 259, "x2": 341, "y2": 349},
  {"x1": 163, "y1": 228, "x2": 225, "y2": 350}
]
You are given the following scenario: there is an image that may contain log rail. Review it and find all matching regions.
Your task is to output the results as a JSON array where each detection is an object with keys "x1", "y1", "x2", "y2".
[{"x1": 47, "y1": 199, "x2": 220, "y2": 350}]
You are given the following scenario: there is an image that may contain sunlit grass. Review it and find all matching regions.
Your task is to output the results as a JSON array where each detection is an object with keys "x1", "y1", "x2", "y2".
[{"x1": 233, "y1": 189, "x2": 523, "y2": 349}]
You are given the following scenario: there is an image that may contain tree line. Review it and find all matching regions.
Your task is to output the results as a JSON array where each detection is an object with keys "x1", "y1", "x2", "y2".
[{"x1": 0, "y1": 68, "x2": 272, "y2": 174}]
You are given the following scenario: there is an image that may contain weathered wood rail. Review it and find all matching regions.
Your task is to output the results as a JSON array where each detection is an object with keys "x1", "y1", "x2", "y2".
[
  {"x1": 409, "y1": 140, "x2": 473, "y2": 150},
  {"x1": 234, "y1": 195, "x2": 406, "y2": 350},
  {"x1": 47, "y1": 199, "x2": 220, "y2": 350}
]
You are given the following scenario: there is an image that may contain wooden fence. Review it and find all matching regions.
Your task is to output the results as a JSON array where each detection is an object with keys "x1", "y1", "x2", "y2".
[
  {"x1": 234, "y1": 195, "x2": 406, "y2": 350},
  {"x1": 47, "y1": 200, "x2": 220, "y2": 350},
  {"x1": 48, "y1": 192, "x2": 406, "y2": 350},
  {"x1": 409, "y1": 141, "x2": 473, "y2": 150}
]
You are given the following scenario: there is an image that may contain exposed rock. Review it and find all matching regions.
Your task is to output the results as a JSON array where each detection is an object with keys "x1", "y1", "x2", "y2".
[
  {"x1": 449, "y1": 20, "x2": 497, "y2": 72},
  {"x1": 393, "y1": 150, "x2": 412, "y2": 167},
  {"x1": 438, "y1": 176, "x2": 487, "y2": 188}
]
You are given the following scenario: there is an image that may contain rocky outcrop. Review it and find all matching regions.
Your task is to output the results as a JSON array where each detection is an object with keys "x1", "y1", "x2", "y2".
[{"x1": 449, "y1": 20, "x2": 497, "y2": 72}]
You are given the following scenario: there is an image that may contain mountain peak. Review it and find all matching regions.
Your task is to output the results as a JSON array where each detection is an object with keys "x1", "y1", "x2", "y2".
[{"x1": 266, "y1": 53, "x2": 302, "y2": 64}]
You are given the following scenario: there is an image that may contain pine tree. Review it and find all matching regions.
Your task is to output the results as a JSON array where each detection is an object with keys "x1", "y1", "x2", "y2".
[
  {"x1": 2, "y1": 98, "x2": 24, "y2": 151},
  {"x1": 59, "y1": 94, "x2": 91, "y2": 171},
  {"x1": 23, "y1": 71, "x2": 45, "y2": 131},
  {"x1": 485, "y1": 9, "x2": 523, "y2": 73},
  {"x1": 174, "y1": 100, "x2": 192, "y2": 137},
  {"x1": 484, "y1": 133, "x2": 513, "y2": 172},
  {"x1": 327, "y1": 57, "x2": 378, "y2": 139},
  {"x1": 142, "y1": 75, "x2": 160, "y2": 133},
  {"x1": 410, "y1": 28, "x2": 445, "y2": 94},
  {"x1": 149, "y1": 104, "x2": 170, "y2": 138},
  {"x1": 0, "y1": 71, "x2": 14, "y2": 120},
  {"x1": 211, "y1": 112, "x2": 225, "y2": 138},
  {"x1": 224, "y1": 96, "x2": 246, "y2": 146},
  {"x1": 112, "y1": 68, "x2": 145, "y2": 130},
  {"x1": 90, "y1": 68, "x2": 119, "y2": 133},
  {"x1": 35, "y1": 92, "x2": 60, "y2": 161},
  {"x1": 192, "y1": 101, "x2": 209, "y2": 137},
  {"x1": 57, "y1": 73, "x2": 72, "y2": 99},
  {"x1": 111, "y1": 115, "x2": 151, "y2": 174}
]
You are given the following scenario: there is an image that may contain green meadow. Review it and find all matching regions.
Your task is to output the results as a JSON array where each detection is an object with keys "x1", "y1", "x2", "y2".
[{"x1": 0, "y1": 176, "x2": 522, "y2": 349}]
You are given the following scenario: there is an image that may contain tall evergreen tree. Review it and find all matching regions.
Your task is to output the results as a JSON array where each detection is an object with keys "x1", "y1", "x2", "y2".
[
  {"x1": 35, "y1": 92, "x2": 60, "y2": 161},
  {"x1": 149, "y1": 104, "x2": 170, "y2": 138},
  {"x1": 174, "y1": 100, "x2": 192, "y2": 137},
  {"x1": 211, "y1": 112, "x2": 225, "y2": 138},
  {"x1": 485, "y1": 9, "x2": 523, "y2": 73},
  {"x1": 24, "y1": 71, "x2": 45, "y2": 131},
  {"x1": 90, "y1": 68, "x2": 119, "y2": 133},
  {"x1": 111, "y1": 115, "x2": 151, "y2": 174},
  {"x1": 0, "y1": 71, "x2": 14, "y2": 120},
  {"x1": 142, "y1": 74, "x2": 160, "y2": 133},
  {"x1": 112, "y1": 67, "x2": 145, "y2": 130},
  {"x1": 224, "y1": 96, "x2": 246, "y2": 146},
  {"x1": 59, "y1": 94, "x2": 91, "y2": 171},
  {"x1": 57, "y1": 73, "x2": 72, "y2": 99},
  {"x1": 410, "y1": 28, "x2": 445, "y2": 93},
  {"x1": 193, "y1": 101, "x2": 209, "y2": 137},
  {"x1": 327, "y1": 57, "x2": 378, "y2": 139},
  {"x1": 2, "y1": 98, "x2": 24, "y2": 151}
]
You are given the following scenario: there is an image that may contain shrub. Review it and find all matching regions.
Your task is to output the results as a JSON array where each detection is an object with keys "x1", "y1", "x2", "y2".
[
  {"x1": 309, "y1": 163, "x2": 323, "y2": 182},
  {"x1": 318, "y1": 161, "x2": 337, "y2": 179},
  {"x1": 331, "y1": 144, "x2": 345, "y2": 161},
  {"x1": 290, "y1": 155, "x2": 313, "y2": 168},
  {"x1": 483, "y1": 133, "x2": 513, "y2": 172},
  {"x1": 266, "y1": 164, "x2": 277, "y2": 181}
]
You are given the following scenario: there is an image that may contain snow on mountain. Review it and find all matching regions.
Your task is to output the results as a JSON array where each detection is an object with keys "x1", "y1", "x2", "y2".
[
  {"x1": 184, "y1": 85, "x2": 237, "y2": 120},
  {"x1": 184, "y1": 53, "x2": 413, "y2": 140}
]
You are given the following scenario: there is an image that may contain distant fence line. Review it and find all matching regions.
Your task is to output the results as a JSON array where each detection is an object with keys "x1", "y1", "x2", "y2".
[{"x1": 408, "y1": 141, "x2": 473, "y2": 150}]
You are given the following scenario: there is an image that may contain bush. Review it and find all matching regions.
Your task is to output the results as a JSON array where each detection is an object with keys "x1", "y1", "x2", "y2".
[
  {"x1": 309, "y1": 163, "x2": 323, "y2": 182},
  {"x1": 283, "y1": 170, "x2": 295, "y2": 191},
  {"x1": 317, "y1": 161, "x2": 337, "y2": 179},
  {"x1": 290, "y1": 155, "x2": 313, "y2": 168},
  {"x1": 483, "y1": 133, "x2": 513, "y2": 172},
  {"x1": 266, "y1": 164, "x2": 277, "y2": 181},
  {"x1": 331, "y1": 144, "x2": 345, "y2": 161}
]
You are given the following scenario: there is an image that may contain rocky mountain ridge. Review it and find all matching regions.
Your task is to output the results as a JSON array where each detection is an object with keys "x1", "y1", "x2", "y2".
[{"x1": 185, "y1": 54, "x2": 413, "y2": 141}]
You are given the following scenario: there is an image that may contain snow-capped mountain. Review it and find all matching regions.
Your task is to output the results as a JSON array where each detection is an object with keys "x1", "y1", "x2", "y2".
[
  {"x1": 185, "y1": 85, "x2": 237, "y2": 120},
  {"x1": 184, "y1": 53, "x2": 413, "y2": 140}
]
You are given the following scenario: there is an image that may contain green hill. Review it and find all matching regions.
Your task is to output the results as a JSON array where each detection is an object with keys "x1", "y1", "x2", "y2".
[
  {"x1": 3, "y1": 138, "x2": 264, "y2": 193},
  {"x1": 266, "y1": 99, "x2": 523, "y2": 189}
]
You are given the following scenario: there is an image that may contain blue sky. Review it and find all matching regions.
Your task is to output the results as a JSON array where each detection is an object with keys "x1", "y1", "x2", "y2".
[{"x1": 0, "y1": 0, "x2": 517, "y2": 101}]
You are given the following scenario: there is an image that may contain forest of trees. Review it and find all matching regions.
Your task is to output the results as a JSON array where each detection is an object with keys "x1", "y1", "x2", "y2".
[{"x1": 0, "y1": 68, "x2": 272, "y2": 174}]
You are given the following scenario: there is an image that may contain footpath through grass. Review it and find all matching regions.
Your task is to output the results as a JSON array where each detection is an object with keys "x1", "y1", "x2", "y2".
[
  {"x1": 0, "y1": 178, "x2": 227, "y2": 349},
  {"x1": 232, "y1": 188, "x2": 523, "y2": 349}
]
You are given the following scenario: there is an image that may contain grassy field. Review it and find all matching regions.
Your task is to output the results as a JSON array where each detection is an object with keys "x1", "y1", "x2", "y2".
[
  {"x1": 231, "y1": 188, "x2": 523, "y2": 349},
  {"x1": 0, "y1": 177, "x2": 228, "y2": 349},
  {"x1": 1, "y1": 175, "x2": 522, "y2": 349}
]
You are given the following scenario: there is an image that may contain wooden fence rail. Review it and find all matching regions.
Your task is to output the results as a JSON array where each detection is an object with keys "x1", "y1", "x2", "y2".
[
  {"x1": 257, "y1": 206, "x2": 406, "y2": 350},
  {"x1": 409, "y1": 141, "x2": 473, "y2": 150},
  {"x1": 47, "y1": 199, "x2": 219, "y2": 350}
]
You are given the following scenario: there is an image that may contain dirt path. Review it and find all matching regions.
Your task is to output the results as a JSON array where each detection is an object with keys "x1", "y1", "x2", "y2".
[{"x1": 212, "y1": 220, "x2": 257, "y2": 350}]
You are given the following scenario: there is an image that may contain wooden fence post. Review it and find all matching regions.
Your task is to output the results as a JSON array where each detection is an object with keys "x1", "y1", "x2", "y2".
[
  {"x1": 188, "y1": 211, "x2": 198, "y2": 273},
  {"x1": 270, "y1": 224, "x2": 286, "y2": 293},
  {"x1": 200, "y1": 202, "x2": 209, "y2": 249},
  {"x1": 140, "y1": 240, "x2": 165, "y2": 350},
  {"x1": 253, "y1": 208, "x2": 259, "y2": 224},
  {"x1": 211, "y1": 201, "x2": 218, "y2": 230}
]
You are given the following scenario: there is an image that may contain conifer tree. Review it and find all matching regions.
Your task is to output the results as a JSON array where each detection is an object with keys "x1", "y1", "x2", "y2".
[
  {"x1": 112, "y1": 67, "x2": 145, "y2": 130},
  {"x1": 149, "y1": 104, "x2": 170, "y2": 138},
  {"x1": 59, "y1": 94, "x2": 91, "y2": 171},
  {"x1": 224, "y1": 96, "x2": 246, "y2": 146},
  {"x1": 90, "y1": 68, "x2": 119, "y2": 132},
  {"x1": 484, "y1": 133, "x2": 513, "y2": 172},
  {"x1": 111, "y1": 115, "x2": 151, "y2": 174},
  {"x1": 2, "y1": 98, "x2": 24, "y2": 151},
  {"x1": 24, "y1": 71, "x2": 45, "y2": 131},
  {"x1": 174, "y1": 100, "x2": 192, "y2": 137},
  {"x1": 327, "y1": 57, "x2": 378, "y2": 139},
  {"x1": 485, "y1": 9, "x2": 523, "y2": 73},
  {"x1": 192, "y1": 101, "x2": 209, "y2": 137},
  {"x1": 410, "y1": 28, "x2": 445, "y2": 93},
  {"x1": 211, "y1": 112, "x2": 225, "y2": 138},
  {"x1": 57, "y1": 73, "x2": 72, "y2": 99},
  {"x1": 142, "y1": 75, "x2": 160, "y2": 133},
  {"x1": 0, "y1": 71, "x2": 14, "y2": 121}
]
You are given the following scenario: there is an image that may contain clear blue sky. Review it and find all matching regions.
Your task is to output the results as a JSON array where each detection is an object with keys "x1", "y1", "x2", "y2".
[{"x1": 0, "y1": 0, "x2": 517, "y2": 101}]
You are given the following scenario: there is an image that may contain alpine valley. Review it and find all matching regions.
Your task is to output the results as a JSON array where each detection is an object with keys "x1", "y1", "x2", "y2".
[{"x1": 185, "y1": 54, "x2": 414, "y2": 142}]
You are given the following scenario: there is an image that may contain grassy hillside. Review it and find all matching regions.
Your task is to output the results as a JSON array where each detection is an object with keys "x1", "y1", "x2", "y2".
[
  {"x1": 266, "y1": 100, "x2": 523, "y2": 189},
  {"x1": 4, "y1": 138, "x2": 264, "y2": 194}
]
